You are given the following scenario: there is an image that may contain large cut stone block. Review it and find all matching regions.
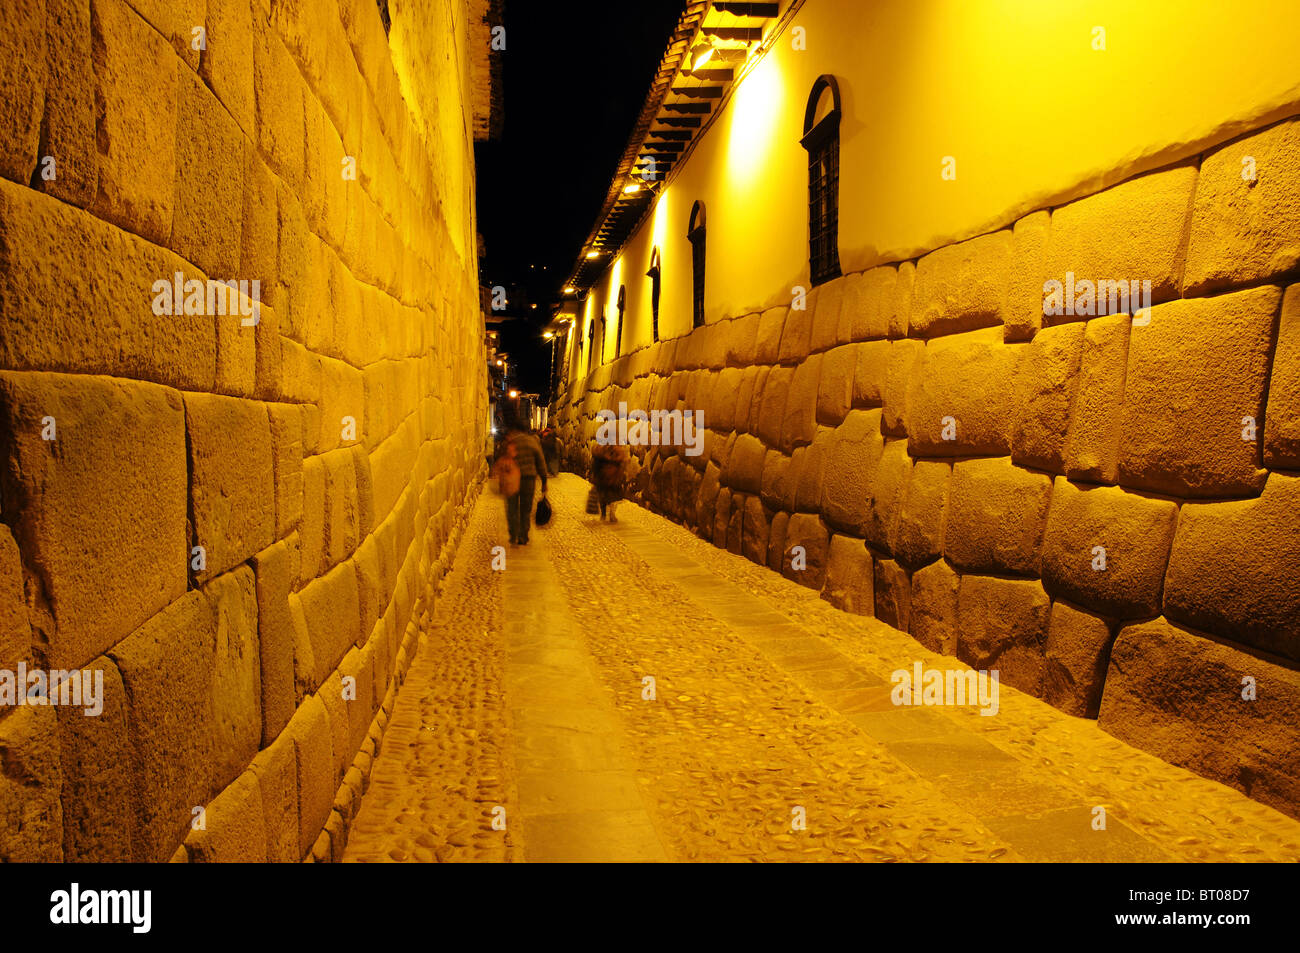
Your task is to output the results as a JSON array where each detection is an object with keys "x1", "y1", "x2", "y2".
[
  {"x1": 754, "y1": 306, "x2": 787, "y2": 364},
  {"x1": 1044, "y1": 600, "x2": 1112, "y2": 718},
  {"x1": 0, "y1": 0, "x2": 45, "y2": 186},
  {"x1": 37, "y1": 0, "x2": 98, "y2": 208},
  {"x1": 1098, "y1": 617, "x2": 1300, "y2": 820},
  {"x1": 1005, "y1": 210, "x2": 1049, "y2": 341},
  {"x1": 1164, "y1": 474, "x2": 1300, "y2": 661},
  {"x1": 882, "y1": 339, "x2": 922, "y2": 437},
  {"x1": 1012, "y1": 321, "x2": 1084, "y2": 472},
  {"x1": 895, "y1": 461, "x2": 950, "y2": 569},
  {"x1": 722, "y1": 432, "x2": 766, "y2": 495},
  {"x1": 910, "y1": 231, "x2": 1012, "y2": 337},
  {"x1": 0, "y1": 524, "x2": 28, "y2": 672},
  {"x1": 1062, "y1": 313, "x2": 1130, "y2": 484},
  {"x1": 300, "y1": 559, "x2": 360, "y2": 686},
  {"x1": 910, "y1": 559, "x2": 958, "y2": 655},
  {"x1": 186, "y1": 393, "x2": 275, "y2": 583},
  {"x1": 863, "y1": 438, "x2": 910, "y2": 556},
  {"x1": 957, "y1": 575, "x2": 1049, "y2": 698},
  {"x1": 1045, "y1": 164, "x2": 1197, "y2": 314},
  {"x1": 1264, "y1": 285, "x2": 1300, "y2": 469},
  {"x1": 838, "y1": 267, "x2": 895, "y2": 342},
  {"x1": 741, "y1": 496, "x2": 770, "y2": 566},
  {"x1": 57, "y1": 656, "x2": 132, "y2": 861},
  {"x1": 822, "y1": 534, "x2": 873, "y2": 615},
  {"x1": 783, "y1": 353, "x2": 822, "y2": 451},
  {"x1": 253, "y1": 21, "x2": 305, "y2": 192},
  {"x1": 724, "y1": 312, "x2": 760, "y2": 366},
  {"x1": 173, "y1": 68, "x2": 244, "y2": 277},
  {"x1": 906, "y1": 329, "x2": 1020, "y2": 456},
  {"x1": 0, "y1": 372, "x2": 187, "y2": 668},
  {"x1": 755, "y1": 366, "x2": 791, "y2": 450},
  {"x1": 816, "y1": 344, "x2": 856, "y2": 426},
  {"x1": 109, "y1": 568, "x2": 261, "y2": 862},
  {"x1": 89, "y1": 0, "x2": 178, "y2": 244},
  {"x1": 1118, "y1": 287, "x2": 1278, "y2": 497},
  {"x1": 201, "y1": 0, "x2": 256, "y2": 135},
  {"x1": 873, "y1": 558, "x2": 910, "y2": 631},
  {"x1": 809, "y1": 276, "x2": 847, "y2": 352},
  {"x1": 821, "y1": 409, "x2": 884, "y2": 535},
  {"x1": 285, "y1": 693, "x2": 334, "y2": 860},
  {"x1": 1184, "y1": 118, "x2": 1300, "y2": 295},
  {"x1": 1040, "y1": 478, "x2": 1177, "y2": 620},
  {"x1": 252, "y1": 538, "x2": 297, "y2": 746},
  {"x1": 782, "y1": 513, "x2": 829, "y2": 589},
  {"x1": 0, "y1": 706, "x2": 62, "y2": 862},
  {"x1": 184, "y1": 771, "x2": 269, "y2": 862},
  {"x1": 944, "y1": 457, "x2": 1051, "y2": 577},
  {"x1": 853, "y1": 340, "x2": 890, "y2": 408},
  {"x1": 0, "y1": 179, "x2": 217, "y2": 391}
]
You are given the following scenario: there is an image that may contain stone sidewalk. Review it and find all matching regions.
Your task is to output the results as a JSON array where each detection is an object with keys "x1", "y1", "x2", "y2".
[{"x1": 344, "y1": 474, "x2": 1300, "y2": 862}]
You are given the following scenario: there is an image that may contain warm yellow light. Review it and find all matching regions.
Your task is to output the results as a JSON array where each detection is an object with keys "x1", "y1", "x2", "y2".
[
  {"x1": 563, "y1": 285, "x2": 576, "y2": 293},
  {"x1": 623, "y1": 182, "x2": 641, "y2": 194},
  {"x1": 509, "y1": 389, "x2": 518, "y2": 398},
  {"x1": 585, "y1": 250, "x2": 600, "y2": 259},
  {"x1": 725, "y1": 52, "x2": 784, "y2": 188},
  {"x1": 691, "y1": 44, "x2": 714, "y2": 72},
  {"x1": 495, "y1": 359, "x2": 503, "y2": 366},
  {"x1": 543, "y1": 331, "x2": 554, "y2": 339}
]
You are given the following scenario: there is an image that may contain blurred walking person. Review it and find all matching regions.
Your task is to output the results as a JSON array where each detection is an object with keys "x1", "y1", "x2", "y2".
[
  {"x1": 540, "y1": 426, "x2": 562, "y2": 477},
  {"x1": 590, "y1": 440, "x2": 629, "y2": 522},
  {"x1": 502, "y1": 415, "x2": 548, "y2": 545}
]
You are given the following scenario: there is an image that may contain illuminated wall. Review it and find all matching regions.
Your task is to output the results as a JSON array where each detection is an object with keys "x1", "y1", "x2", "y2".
[
  {"x1": 576, "y1": 0, "x2": 1300, "y2": 333},
  {"x1": 0, "y1": 0, "x2": 489, "y2": 861},
  {"x1": 555, "y1": 0, "x2": 1300, "y2": 819}
]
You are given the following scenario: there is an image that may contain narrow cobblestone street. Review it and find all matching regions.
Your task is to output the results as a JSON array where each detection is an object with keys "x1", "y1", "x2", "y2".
[{"x1": 344, "y1": 475, "x2": 1300, "y2": 863}]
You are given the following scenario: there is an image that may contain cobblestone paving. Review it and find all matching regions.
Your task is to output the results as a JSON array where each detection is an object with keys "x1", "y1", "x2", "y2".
[{"x1": 345, "y1": 473, "x2": 1300, "y2": 862}]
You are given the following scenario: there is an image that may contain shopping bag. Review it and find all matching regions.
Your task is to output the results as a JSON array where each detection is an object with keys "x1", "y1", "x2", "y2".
[{"x1": 535, "y1": 495, "x2": 553, "y2": 527}]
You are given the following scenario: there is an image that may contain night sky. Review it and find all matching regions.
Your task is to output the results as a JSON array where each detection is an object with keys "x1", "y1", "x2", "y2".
[{"x1": 474, "y1": 0, "x2": 685, "y2": 399}]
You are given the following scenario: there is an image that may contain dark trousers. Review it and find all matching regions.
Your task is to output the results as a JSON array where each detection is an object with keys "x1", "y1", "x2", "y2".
[{"x1": 506, "y1": 476, "x2": 537, "y2": 543}]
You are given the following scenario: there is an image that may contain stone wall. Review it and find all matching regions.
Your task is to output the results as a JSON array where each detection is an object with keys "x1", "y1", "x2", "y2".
[
  {"x1": 553, "y1": 116, "x2": 1300, "y2": 820},
  {"x1": 0, "y1": 0, "x2": 488, "y2": 860}
]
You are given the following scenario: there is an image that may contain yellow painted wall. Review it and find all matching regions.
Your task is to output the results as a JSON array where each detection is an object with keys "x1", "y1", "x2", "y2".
[{"x1": 572, "y1": 0, "x2": 1300, "y2": 357}]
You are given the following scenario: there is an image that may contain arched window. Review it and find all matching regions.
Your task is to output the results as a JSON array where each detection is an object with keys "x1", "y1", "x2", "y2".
[
  {"x1": 586, "y1": 316, "x2": 595, "y2": 373},
  {"x1": 801, "y1": 75, "x2": 842, "y2": 286},
  {"x1": 615, "y1": 285, "x2": 626, "y2": 358},
  {"x1": 688, "y1": 201, "x2": 706, "y2": 328},
  {"x1": 646, "y1": 247, "x2": 662, "y2": 343}
]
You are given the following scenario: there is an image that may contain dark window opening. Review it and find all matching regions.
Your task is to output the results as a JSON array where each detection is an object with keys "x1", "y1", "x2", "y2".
[
  {"x1": 802, "y1": 75, "x2": 842, "y2": 287},
  {"x1": 688, "y1": 201, "x2": 706, "y2": 328},
  {"x1": 586, "y1": 318, "x2": 594, "y2": 374},
  {"x1": 376, "y1": 0, "x2": 391, "y2": 35},
  {"x1": 646, "y1": 247, "x2": 662, "y2": 342},
  {"x1": 615, "y1": 286, "x2": 626, "y2": 358}
]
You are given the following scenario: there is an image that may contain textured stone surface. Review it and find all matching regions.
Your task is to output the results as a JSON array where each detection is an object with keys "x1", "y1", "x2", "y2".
[
  {"x1": 1062, "y1": 314, "x2": 1130, "y2": 484},
  {"x1": 1045, "y1": 164, "x2": 1197, "y2": 311},
  {"x1": 89, "y1": 0, "x2": 178, "y2": 244},
  {"x1": 1264, "y1": 285, "x2": 1300, "y2": 469},
  {"x1": 0, "y1": 372, "x2": 187, "y2": 668},
  {"x1": 1006, "y1": 210, "x2": 1049, "y2": 341},
  {"x1": 820, "y1": 409, "x2": 883, "y2": 535},
  {"x1": 0, "y1": 0, "x2": 45, "y2": 186},
  {"x1": 781, "y1": 513, "x2": 829, "y2": 589},
  {"x1": 895, "y1": 461, "x2": 950, "y2": 569},
  {"x1": 816, "y1": 344, "x2": 856, "y2": 426},
  {"x1": 1184, "y1": 118, "x2": 1300, "y2": 295},
  {"x1": 0, "y1": 706, "x2": 62, "y2": 862},
  {"x1": 822, "y1": 534, "x2": 873, "y2": 615},
  {"x1": 910, "y1": 559, "x2": 958, "y2": 655},
  {"x1": 907, "y1": 330, "x2": 1019, "y2": 456},
  {"x1": 1099, "y1": 617, "x2": 1300, "y2": 820},
  {"x1": 1118, "y1": 287, "x2": 1278, "y2": 497},
  {"x1": 957, "y1": 575, "x2": 1050, "y2": 698},
  {"x1": 863, "y1": 438, "x2": 910, "y2": 556},
  {"x1": 1044, "y1": 601, "x2": 1113, "y2": 718},
  {"x1": 1040, "y1": 478, "x2": 1177, "y2": 620},
  {"x1": 1163, "y1": 474, "x2": 1300, "y2": 661},
  {"x1": 1012, "y1": 322, "x2": 1084, "y2": 472},
  {"x1": 184, "y1": 771, "x2": 269, "y2": 862},
  {"x1": 872, "y1": 558, "x2": 910, "y2": 631},
  {"x1": 910, "y1": 231, "x2": 1012, "y2": 337},
  {"x1": 186, "y1": 393, "x2": 276, "y2": 583},
  {"x1": 0, "y1": 526, "x2": 29, "y2": 670},
  {"x1": 944, "y1": 458, "x2": 1051, "y2": 577}
]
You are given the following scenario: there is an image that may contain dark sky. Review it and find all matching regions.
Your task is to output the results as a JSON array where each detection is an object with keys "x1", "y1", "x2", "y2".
[{"x1": 475, "y1": 0, "x2": 685, "y2": 398}]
